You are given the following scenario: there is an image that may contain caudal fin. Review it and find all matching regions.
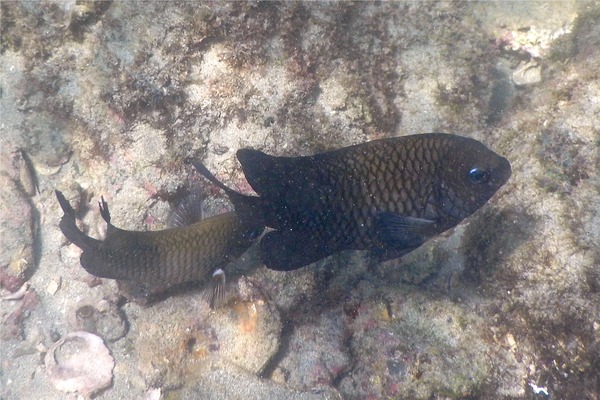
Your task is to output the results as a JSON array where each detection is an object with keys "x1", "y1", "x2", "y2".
[{"x1": 55, "y1": 190, "x2": 103, "y2": 250}]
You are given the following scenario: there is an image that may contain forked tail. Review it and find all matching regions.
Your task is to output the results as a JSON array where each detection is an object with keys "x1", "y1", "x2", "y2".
[{"x1": 55, "y1": 190, "x2": 103, "y2": 250}]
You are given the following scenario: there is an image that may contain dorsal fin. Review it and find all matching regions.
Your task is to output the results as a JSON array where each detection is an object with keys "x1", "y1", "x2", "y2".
[
  {"x1": 189, "y1": 158, "x2": 266, "y2": 229},
  {"x1": 168, "y1": 188, "x2": 205, "y2": 227},
  {"x1": 236, "y1": 149, "x2": 280, "y2": 197}
]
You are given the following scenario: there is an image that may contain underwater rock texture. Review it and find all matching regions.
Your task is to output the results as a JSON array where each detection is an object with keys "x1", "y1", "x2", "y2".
[
  {"x1": 1, "y1": 1, "x2": 598, "y2": 399},
  {"x1": 132, "y1": 279, "x2": 281, "y2": 390},
  {"x1": 0, "y1": 156, "x2": 37, "y2": 292}
]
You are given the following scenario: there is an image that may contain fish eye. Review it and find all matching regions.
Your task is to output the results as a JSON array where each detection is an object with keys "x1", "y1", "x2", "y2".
[{"x1": 469, "y1": 167, "x2": 490, "y2": 184}]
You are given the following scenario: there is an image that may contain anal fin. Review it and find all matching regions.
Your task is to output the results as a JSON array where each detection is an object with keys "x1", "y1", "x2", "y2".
[{"x1": 260, "y1": 229, "x2": 338, "y2": 271}]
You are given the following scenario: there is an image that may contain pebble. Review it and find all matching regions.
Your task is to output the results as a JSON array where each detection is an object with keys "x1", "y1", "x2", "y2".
[
  {"x1": 46, "y1": 277, "x2": 61, "y2": 295},
  {"x1": 1, "y1": 282, "x2": 30, "y2": 301}
]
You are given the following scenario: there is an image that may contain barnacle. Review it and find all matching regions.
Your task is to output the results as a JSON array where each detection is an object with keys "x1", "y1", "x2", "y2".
[{"x1": 68, "y1": 300, "x2": 128, "y2": 342}]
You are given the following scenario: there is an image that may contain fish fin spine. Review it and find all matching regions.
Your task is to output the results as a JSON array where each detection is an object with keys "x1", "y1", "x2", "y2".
[{"x1": 205, "y1": 268, "x2": 227, "y2": 309}]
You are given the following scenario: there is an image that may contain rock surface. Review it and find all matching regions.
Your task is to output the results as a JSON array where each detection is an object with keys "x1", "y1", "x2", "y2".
[
  {"x1": 132, "y1": 279, "x2": 281, "y2": 390},
  {"x1": 1, "y1": 2, "x2": 598, "y2": 399}
]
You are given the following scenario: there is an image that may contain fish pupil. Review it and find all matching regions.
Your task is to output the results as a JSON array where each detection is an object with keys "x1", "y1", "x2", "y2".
[{"x1": 469, "y1": 168, "x2": 490, "y2": 184}]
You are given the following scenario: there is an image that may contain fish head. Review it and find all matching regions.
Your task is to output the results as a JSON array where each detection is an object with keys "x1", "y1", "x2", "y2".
[{"x1": 436, "y1": 136, "x2": 511, "y2": 222}]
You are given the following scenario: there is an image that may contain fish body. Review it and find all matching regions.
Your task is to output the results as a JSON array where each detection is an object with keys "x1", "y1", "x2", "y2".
[
  {"x1": 194, "y1": 133, "x2": 511, "y2": 271},
  {"x1": 55, "y1": 190, "x2": 263, "y2": 304}
]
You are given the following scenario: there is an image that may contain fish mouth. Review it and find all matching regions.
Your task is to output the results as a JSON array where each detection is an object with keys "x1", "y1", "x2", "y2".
[{"x1": 494, "y1": 156, "x2": 512, "y2": 186}]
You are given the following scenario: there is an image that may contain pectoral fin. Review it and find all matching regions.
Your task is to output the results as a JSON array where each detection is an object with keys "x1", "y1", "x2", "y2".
[{"x1": 374, "y1": 212, "x2": 435, "y2": 249}]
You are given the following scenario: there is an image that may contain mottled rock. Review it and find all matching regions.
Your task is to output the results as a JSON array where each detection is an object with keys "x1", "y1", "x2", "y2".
[
  {"x1": 0, "y1": 170, "x2": 36, "y2": 289},
  {"x1": 176, "y1": 358, "x2": 342, "y2": 400},
  {"x1": 67, "y1": 299, "x2": 128, "y2": 342},
  {"x1": 275, "y1": 311, "x2": 351, "y2": 391},
  {"x1": 0, "y1": 289, "x2": 38, "y2": 341},
  {"x1": 133, "y1": 278, "x2": 281, "y2": 389},
  {"x1": 338, "y1": 291, "x2": 495, "y2": 399},
  {"x1": 208, "y1": 279, "x2": 282, "y2": 373}
]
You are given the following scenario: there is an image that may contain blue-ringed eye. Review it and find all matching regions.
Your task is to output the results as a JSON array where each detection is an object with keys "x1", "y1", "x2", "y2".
[{"x1": 469, "y1": 168, "x2": 490, "y2": 184}]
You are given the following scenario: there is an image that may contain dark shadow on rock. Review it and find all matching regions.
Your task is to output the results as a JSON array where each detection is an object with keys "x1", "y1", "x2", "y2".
[
  {"x1": 486, "y1": 65, "x2": 514, "y2": 125},
  {"x1": 460, "y1": 205, "x2": 538, "y2": 287}
]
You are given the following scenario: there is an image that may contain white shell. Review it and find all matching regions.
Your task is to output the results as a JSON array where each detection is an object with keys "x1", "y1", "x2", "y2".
[
  {"x1": 512, "y1": 62, "x2": 542, "y2": 86},
  {"x1": 45, "y1": 331, "x2": 115, "y2": 397}
]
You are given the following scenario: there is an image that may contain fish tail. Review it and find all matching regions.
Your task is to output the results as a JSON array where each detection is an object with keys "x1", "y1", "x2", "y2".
[
  {"x1": 55, "y1": 190, "x2": 102, "y2": 250},
  {"x1": 189, "y1": 158, "x2": 265, "y2": 227},
  {"x1": 98, "y1": 195, "x2": 111, "y2": 224}
]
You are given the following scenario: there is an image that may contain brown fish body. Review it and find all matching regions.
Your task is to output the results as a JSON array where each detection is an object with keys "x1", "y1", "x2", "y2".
[
  {"x1": 87, "y1": 212, "x2": 252, "y2": 284},
  {"x1": 196, "y1": 133, "x2": 511, "y2": 270},
  {"x1": 55, "y1": 190, "x2": 263, "y2": 300}
]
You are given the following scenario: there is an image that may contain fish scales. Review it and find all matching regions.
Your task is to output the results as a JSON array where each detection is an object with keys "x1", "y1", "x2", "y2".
[
  {"x1": 55, "y1": 190, "x2": 264, "y2": 302},
  {"x1": 193, "y1": 133, "x2": 511, "y2": 271},
  {"x1": 264, "y1": 138, "x2": 432, "y2": 234},
  {"x1": 96, "y1": 213, "x2": 244, "y2": 283}
]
